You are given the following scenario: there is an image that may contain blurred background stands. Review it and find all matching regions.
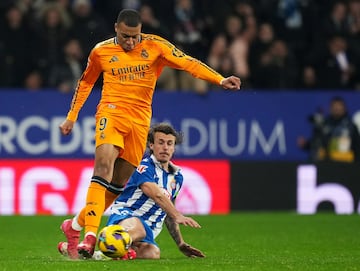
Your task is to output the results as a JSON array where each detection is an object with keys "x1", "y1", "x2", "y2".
[{"x1": 1, "y1": 0, "x2": 360, "y2": 93}]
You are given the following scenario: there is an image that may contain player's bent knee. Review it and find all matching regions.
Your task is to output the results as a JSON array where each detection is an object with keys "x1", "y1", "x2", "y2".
[{"x1": 119, "y1": 217, "x2": 146, "y2": 241}]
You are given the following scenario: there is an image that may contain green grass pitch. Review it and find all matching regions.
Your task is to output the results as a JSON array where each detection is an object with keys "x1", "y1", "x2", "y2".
[{"x1": 0, "y1": 213, "x2": 360, "y2": 271}]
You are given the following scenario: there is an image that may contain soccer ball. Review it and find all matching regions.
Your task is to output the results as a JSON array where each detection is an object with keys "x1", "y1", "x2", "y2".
[{"x1": 97, "y1": 225, "x2": 132, "y2": 258}]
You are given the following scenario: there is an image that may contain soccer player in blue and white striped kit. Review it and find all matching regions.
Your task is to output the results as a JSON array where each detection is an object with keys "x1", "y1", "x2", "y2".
[{"x1": 106, "y1": 123, "x2": 205, "y2": 259}]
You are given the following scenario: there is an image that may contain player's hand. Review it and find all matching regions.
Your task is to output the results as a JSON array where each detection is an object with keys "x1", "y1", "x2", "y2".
[
  {"x1": 179, "y1": 243, "x2": 206, "y2": 258},
  {"x1": 174, "y1": 215, "x2": 201, "y2": 228},
  {"x1": 220, "y1": 76, "x2": 241, "y2": 90},
  {"x1": 59, "y1": 119, "x2": 74, "y2": 135}
]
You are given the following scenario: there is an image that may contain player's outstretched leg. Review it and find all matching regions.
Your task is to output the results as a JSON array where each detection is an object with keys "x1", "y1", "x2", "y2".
[{"x1": 60, "y1": 219, "x2": 80, "y2": 259}]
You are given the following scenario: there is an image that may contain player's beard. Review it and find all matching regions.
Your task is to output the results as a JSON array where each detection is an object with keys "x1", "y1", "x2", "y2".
[{"x1": 158, "y1": 153, "x2": 170, "y2": 164}]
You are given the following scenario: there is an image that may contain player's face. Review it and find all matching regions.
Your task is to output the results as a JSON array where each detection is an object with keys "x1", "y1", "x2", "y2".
[
  {"x1": 115, "y1": 22, "x2": 142, "y2": 51},
  {"x1": 150, "y1": 132, "x2": 176, "y2": 163}
]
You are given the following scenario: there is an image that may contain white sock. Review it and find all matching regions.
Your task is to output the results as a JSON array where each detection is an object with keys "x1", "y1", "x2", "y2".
[{"x1": 71, "y1": 214, "x2": 83, "y2": 231}]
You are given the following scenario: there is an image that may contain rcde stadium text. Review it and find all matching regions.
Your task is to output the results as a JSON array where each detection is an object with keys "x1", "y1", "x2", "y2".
[{"x1": 0, "y1": 116, "x2": 286, "y2": 157}]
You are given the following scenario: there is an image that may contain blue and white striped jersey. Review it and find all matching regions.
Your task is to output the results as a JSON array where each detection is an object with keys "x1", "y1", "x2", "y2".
[{"x1": 110, "y1": 154, "x2": 183, "y2": 238}]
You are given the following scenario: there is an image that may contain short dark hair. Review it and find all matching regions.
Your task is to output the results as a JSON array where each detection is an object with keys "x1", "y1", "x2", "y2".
[
  {"x1": 147, "y1": 123, "x2": 183, "y2": 153},
  {"x1": 116, "y1": 9, "x2": 141, "y2": 26},
  {"x1": 330, "y1": 96, "x2": 345, "y2": 104}
]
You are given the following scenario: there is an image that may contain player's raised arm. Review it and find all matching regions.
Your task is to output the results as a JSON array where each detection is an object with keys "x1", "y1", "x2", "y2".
[{"x1": 154, "y1": 36, "x2": 241, "y2": 90}]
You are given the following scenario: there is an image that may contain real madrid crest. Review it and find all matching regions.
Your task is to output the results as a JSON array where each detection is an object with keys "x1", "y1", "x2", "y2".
[{"x1": 141, "y1": 49, "x2": 149, "y2": 59}]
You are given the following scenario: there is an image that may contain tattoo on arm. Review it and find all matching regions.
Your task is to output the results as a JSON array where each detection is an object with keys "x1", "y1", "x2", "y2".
[{"x1": 165, "y1": 216, "x2": 183, "y2": 246}]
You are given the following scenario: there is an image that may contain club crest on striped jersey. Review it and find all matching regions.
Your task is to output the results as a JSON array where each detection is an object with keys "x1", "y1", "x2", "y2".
[
  {"x1": 170, "y1": 178, "x2": 176, "y2": 190},
  {"x1": 136, "y1": 164, "x2": 148, "y2": 174}
]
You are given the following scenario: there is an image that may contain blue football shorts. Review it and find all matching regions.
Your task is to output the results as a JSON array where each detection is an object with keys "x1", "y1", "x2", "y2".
[{"x1": 106, "y1": 208, "x2": 158, "y2": 247}]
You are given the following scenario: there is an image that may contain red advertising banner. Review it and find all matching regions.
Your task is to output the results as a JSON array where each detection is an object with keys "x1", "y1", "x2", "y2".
[
  {"x1": 0, "y1": 159, "x2": 230, "y2": 215},
  {"x1": 174, "y1": 160, "x2": 230, "y2": 214}
]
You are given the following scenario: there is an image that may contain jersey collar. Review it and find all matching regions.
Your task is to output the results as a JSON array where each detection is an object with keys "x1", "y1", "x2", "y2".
[{"x1": 150, "y1": 154, "x2": 180, "y2": 174}]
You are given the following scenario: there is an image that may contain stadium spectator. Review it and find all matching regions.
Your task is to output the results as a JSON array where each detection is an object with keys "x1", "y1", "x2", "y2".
[
  {"x1": 166, "y1": 0, "x2": 212, "y2": 93},
  {"x1": 92, "y1": 0, "x2": 144, "y2": 31},
  {"x1": 0, "y1": 4, "x2": 33, "y2": 87},
  {"x1": 31, "y1": 2, "x2": 71, "y2": 86},
  {"x1": 208, "y1": 14, "x2": 248, "y2": 86},
  {"x1": 232, "y1": 0, "x2": 258, "y2": 42},
  {"x1": 221, "y1": 14, "x2": 243, "y2": 64},
  {"x1": 24, "y1": 70, "x2": 44, "y2": 91},
  {"x1": 299, "y1": 66, "x2": 319, "y2": 90},
  {"x1": 1, "y1": 0, "x2": 360, "y2": 91},
  {"x1": 48, "y1": 38, "x2": 86, "y2": 93},
  {"x1": 57, "y1": 9, "x2": 241, "y2": 260},
  {"x1": 307, "y1": 35, "x2": 360, "y2": 90},
  {"x1": 207, "y1": 35, "x2": 228, "y2": 70},
  {"x1": 222, "y1": 4, "x2": 259, "y2": 88},
  {"x1": 251, "y1": 39, "x2": 299, "y2": 89},
  {"x1": 139, "y1": 4, "x2": 178, "y2": 92},
  {"x1": 248, "y1": 22, "x2": 275, "y2": 87},
  {"x1": 229, "y1": 14, "x2": 257, "y2": 88},
  {"x1": 171, "y1": 0, "x2": 208, "y2": 60},
  {"x1": 347, "y1": 0, "x2": 360, "y2": 60},
  {"x1": 297, "y1": 96, "x2": 360, "y2": 162},
  {"x1": 57, "y1": 0, "x2": 72, "y2": 11},
  {"x1": 207, "y1": 35, "x2": 234, "y2": 90},
  {"x1": 15, "y1": 0, "x2": 43, "y2": 20},
  {"x1": 215, "y1": 53, "x2": 237, "y2": 86},
  {"x1": 69, "y1": 0, "x2": 112, "y2": 56},
  {"x1": 59, "y1": 123, "x2": 205, "y2": 260},
  {"x1": 320, "y1": 1, "x2": 349, "y2": 41},
  {"x1": 233, "y1": 0, "x2": 256, "y2": 19},
  {"x1": 272, "y1": 0, "x2": 317, "y2": 62},
  {"x1": 139, "y1": 4, "x2": 170, "y2": 38}
]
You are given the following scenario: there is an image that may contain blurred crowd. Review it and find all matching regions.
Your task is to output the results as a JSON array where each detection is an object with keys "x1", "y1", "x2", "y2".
[{"x1": 1, "y1": 0, "x2": 360, "y2": 93}]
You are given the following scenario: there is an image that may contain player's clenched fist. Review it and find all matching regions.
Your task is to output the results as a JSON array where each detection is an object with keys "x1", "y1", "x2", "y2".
[
  {"x1": 59, "y1": 119, "x2": 74, "y2": 135},
  {"x1": 220, "y1": 76, "x2": 241, "y2": 90}
]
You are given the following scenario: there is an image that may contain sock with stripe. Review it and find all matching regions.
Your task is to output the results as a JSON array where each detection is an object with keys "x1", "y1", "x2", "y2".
[
  {"x1": 76, "y1": 183, "x2": 124, "y2": 228},
  {"x1": 84, "y1": 176, "x2": 108, "y2": 235},
  {"x1": 104, "y1": 182, "x2": 124, "y2": 210}
]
